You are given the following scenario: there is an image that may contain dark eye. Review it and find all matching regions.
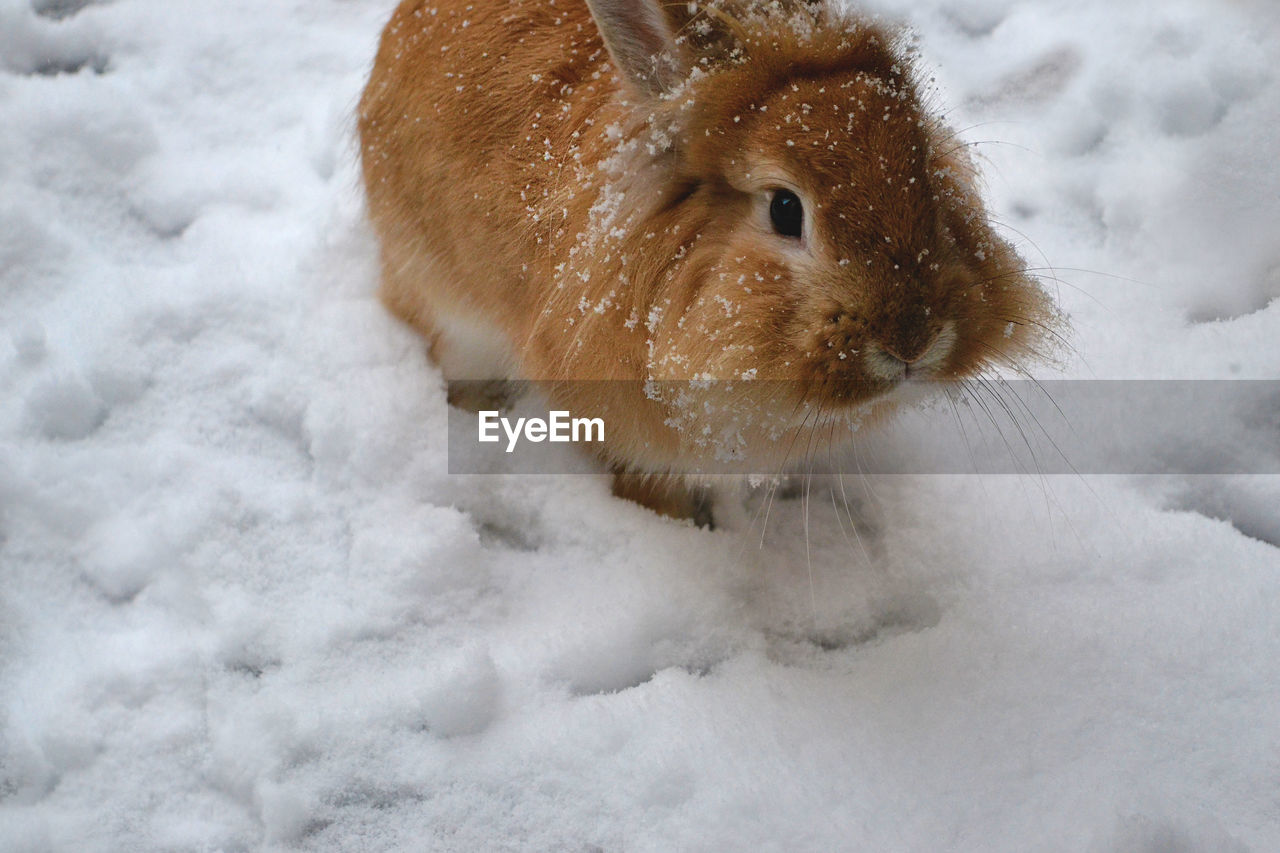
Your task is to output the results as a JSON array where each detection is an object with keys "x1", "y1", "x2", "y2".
[{"x1": 769, "y1": 189, "x2": 803, "y2": 238}]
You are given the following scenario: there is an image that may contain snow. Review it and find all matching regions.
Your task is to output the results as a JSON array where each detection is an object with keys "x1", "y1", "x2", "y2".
[{"x1": 1, "y1": 0, "x2": 1278, "y2": 850}]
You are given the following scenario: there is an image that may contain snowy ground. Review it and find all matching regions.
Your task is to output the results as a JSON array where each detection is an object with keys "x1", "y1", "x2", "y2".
[{"x1": 2, "y1": 0, "x2": 1279, "y2": 850}]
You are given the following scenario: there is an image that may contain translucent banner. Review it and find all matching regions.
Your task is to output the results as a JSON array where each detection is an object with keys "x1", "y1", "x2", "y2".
[{"x1": 445, "y1": 380, "x2": 1280, "y2": 475}]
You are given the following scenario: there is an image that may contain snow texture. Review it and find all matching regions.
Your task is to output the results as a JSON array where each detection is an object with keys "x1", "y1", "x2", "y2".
[{"x1": 1, "y1": 0, "x2": 1279, "y2": 850}]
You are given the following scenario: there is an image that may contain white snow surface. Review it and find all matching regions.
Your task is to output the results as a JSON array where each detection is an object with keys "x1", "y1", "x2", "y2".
[{"x1": 2, "y1": 0, "x2": 1279, "y2": 850}]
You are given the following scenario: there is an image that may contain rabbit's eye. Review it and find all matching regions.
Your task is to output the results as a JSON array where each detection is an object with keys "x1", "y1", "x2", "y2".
[{"x1": 769, "y1": 189, "x2": 803, "y2": 238}]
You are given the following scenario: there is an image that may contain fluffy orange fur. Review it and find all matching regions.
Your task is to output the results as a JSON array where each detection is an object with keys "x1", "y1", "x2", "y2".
[{"x1": 359, "y1": 0, "x2": 1056, "y2": 518}]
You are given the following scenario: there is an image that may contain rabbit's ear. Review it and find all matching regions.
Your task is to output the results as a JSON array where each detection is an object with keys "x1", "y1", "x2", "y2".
[{"x1": 585, "y1": 0, "x2": 685, "y2": 96}]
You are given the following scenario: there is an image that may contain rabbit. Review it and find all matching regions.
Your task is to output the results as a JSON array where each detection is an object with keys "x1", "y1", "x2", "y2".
[{"x1": 358, "y1": 0, "x2": 1058, "y2": 521}]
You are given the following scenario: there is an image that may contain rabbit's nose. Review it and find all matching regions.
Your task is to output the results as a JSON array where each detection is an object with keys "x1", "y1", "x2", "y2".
[
  {"x1": 865, "y1": 299, "x2": 938, "y2": 362},
  {"x1": 877, "y1": 339, "x2": 930, "y2": 365},
  {"x1": 877, "y1": 315, "x2": 938, "y2": 364},
  {"x1": 865, "y1": 322, "x2": 954, "y2": 380},
  {"x1": 863, "y1": 343, "x2": 909, "y2": 381}
]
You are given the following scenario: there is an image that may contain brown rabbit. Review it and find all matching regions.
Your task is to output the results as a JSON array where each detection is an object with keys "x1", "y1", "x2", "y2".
[{"x1": 359, "y1": 0, "x2": 1057, "y2": 520}]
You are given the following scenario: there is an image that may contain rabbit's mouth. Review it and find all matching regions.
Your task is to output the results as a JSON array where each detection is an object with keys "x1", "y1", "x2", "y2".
[{"x1": 863, "y1": 321, "x2": 958, "y2": 383}]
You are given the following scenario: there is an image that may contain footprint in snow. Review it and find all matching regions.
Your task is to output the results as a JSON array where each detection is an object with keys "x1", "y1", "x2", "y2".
[
  {"x1": 32, "y1": 0, "x2": 110, "y2": 20},
  {"x1": 1168, "y1": 478, "x2": 1280, "y2": 550},
  {"x1": 3, "y1": 1, "x2": 111, "y2": 76}
]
